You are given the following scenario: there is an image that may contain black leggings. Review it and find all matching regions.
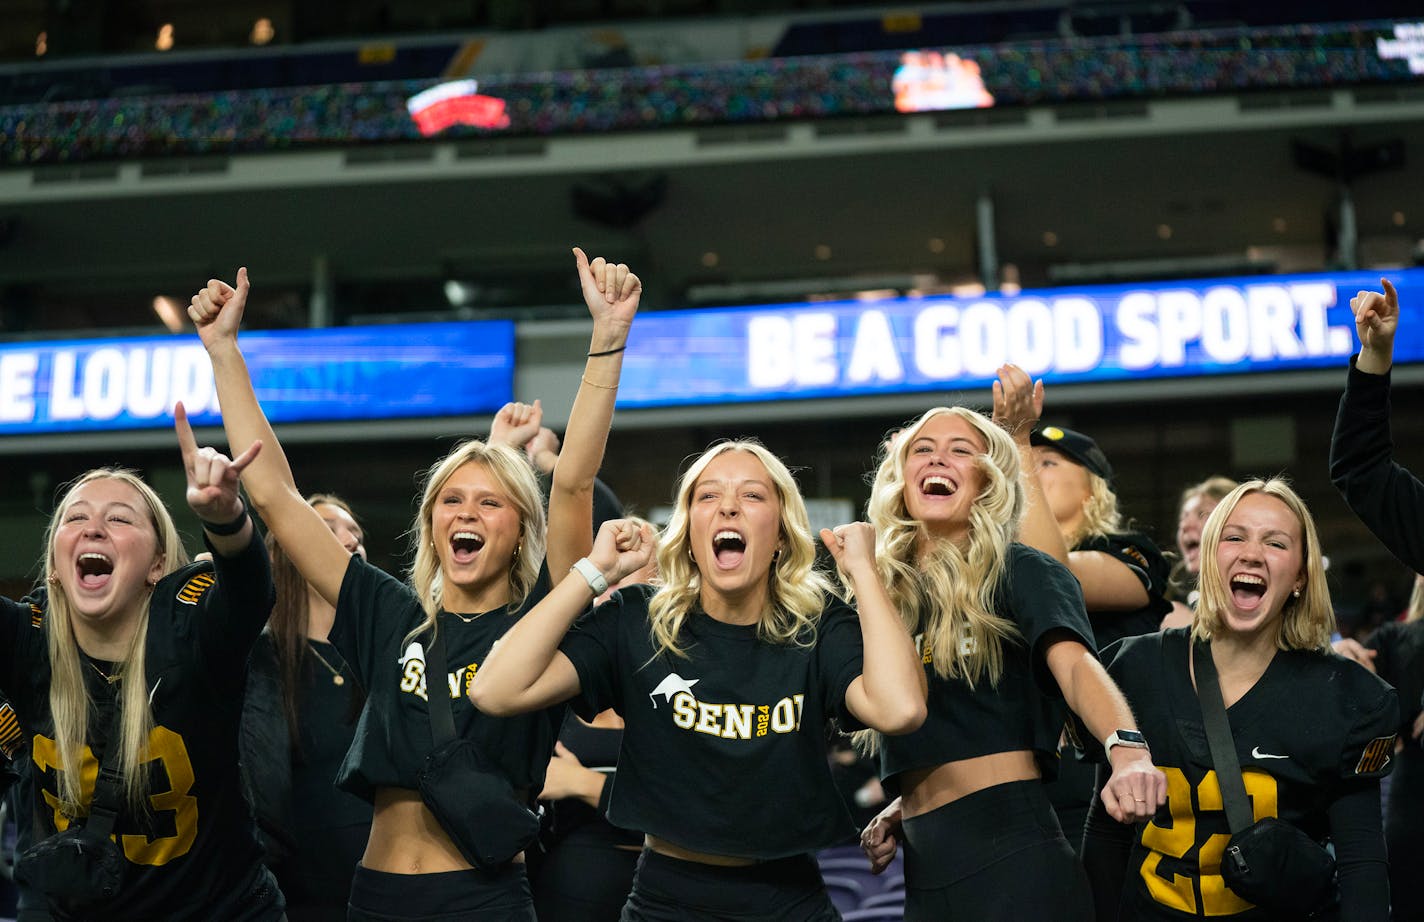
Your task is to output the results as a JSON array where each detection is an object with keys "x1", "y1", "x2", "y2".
[
  {"x1": 531, "y1": 840, "x2": 638, "y2": 922},
  {"x1": 620, "y1": 850, "x2": 841, "y2": 922},
  {"x1": 346, "y1": 864, "x2": 533, "y2": 922},
  {"x1": 1387, "y1": 747, "x2": 1424, "y2": 922},
  {"x1": 901, "y1": 779, "x2": 1093, "y2": 922}
]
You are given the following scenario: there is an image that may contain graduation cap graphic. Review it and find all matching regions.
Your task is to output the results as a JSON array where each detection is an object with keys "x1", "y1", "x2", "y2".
[{"x1": 649, "y1": 673, "x2": 699, "y2": 709}]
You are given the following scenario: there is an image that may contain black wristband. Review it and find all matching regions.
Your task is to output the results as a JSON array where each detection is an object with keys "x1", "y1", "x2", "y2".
[
  {"x1": 201, "y1": 506, "x2": 249, "y2": 536},
  {"x1": 587, "y1": 345, "x2": 626, "y2": 358}
]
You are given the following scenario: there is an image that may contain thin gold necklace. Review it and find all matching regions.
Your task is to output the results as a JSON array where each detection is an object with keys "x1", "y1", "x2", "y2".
[
  {"x1": 307, "y1": 642, "x2": 346, "y2": 687},
  {"x1": 87, "y1": 659, "x2": 121, "y2": 684}
]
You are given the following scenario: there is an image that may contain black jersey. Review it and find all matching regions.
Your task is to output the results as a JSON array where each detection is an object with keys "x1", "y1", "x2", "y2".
[
  {"x1": 1093, "y1": 628, "x2": 1397, "y2": 921},
  {"x1": 1077, "y1": 531, "x2": 1173, "y2": 649},
  {"x1": 879, "y1": 543, "x2": 1095, "y2": 790},
  {"x1": 558, "y1": 583, "x2": 865, "y2": 860},
  {"x1": 0, "y1": 533, "x2": 282, "y2": 922},
  {"x1": 330, "y1": 556, "x2": 564, "y2": 800}
]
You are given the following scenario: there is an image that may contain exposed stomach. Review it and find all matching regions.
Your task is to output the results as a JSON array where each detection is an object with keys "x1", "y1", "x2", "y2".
[
  {"x1": 644, "y1": 834, "x2": 757, "y2": 867},
  {"x1": 897, "y1": 750, "x2": 1041, "y2": 819},
  {"x1": 362, "y1": 787, "x2": 523, "y2": 873}
]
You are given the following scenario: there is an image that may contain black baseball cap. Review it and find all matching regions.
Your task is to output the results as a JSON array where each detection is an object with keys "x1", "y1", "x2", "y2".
[{"x1": 1030, "y1": 425, "x2": 1113, "y2": 481}]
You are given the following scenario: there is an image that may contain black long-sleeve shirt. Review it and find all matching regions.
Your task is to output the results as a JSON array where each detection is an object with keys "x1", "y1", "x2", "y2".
[{"x1": 1331, "y1": 356, "x2": 1424, "y2": 573}]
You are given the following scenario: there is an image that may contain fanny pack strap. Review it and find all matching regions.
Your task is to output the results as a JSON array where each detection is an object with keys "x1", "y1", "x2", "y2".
[
  {"x1": 425, "y1": 624, "x2": 456, "y2": 746},
  {"x1": 1192, "y1": 639, "x2": 1255, "y2": 833}
]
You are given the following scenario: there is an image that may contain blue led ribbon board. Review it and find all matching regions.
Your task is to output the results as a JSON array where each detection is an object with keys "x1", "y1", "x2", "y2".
[
  {"x1": 617, "y1": 270, "x2": 1424, "y2": 407},
  {"x1": 0, "y1": 321, "x2": 515, "y2": 435}
]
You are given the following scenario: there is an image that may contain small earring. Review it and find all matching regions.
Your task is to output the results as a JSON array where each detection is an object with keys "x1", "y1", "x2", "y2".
[
  {"x1": 47, "y1": 573, "x2": 59, "y2": 585},
  {"x1": 1291, "y1": 588, "x2": 1301, "y2": 599},
  {"x1": 688, "y1": 547, "x2": 696, "y2": 563}
]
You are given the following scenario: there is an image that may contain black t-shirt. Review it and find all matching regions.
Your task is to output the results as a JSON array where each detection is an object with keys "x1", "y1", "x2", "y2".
[
  {"x1": 0, "y1": 533, "x2": 283, "y2": 922},
  {"x1": 330, "y1": 556, "x2": 564, "y2": 800},
  {"x1": 1366, "y1": 620, "x2": 1424, "y2": 736},
  {"x1": 879, "y1": 543, "x2": 1095, "y2": 790},
  {"x1": 1077, "y1": 531, "x2": 1173, "y2": 650},
  {"x1": 1092, "y1": 628, "x2": 1397, "y2": 921},
  {"x1": 559, "y1": 584, "x2": 865, "y2": 860}
]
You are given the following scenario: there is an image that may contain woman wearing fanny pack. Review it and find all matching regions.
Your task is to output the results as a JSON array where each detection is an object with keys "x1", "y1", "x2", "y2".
[
  {"x1": 1081, "y1": 479, "x2": 1396, "y2": 921},
  {"x1": 469, "y1": 439, "x2": 929, "y2": 921},
  {"x1": 0, "y1": 414, "x2": 283, "y2": 921},
  {"x1": 190, "y1": 248, "x2": 637, "y2": 921}
]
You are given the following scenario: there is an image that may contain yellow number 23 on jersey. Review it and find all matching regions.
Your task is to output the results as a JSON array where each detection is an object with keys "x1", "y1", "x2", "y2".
[{"x1": 33, "y1": 726, "x2": 199, "y2": 867}]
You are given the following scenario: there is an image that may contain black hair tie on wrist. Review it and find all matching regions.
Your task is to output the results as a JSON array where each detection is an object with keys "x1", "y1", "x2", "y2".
[
  {"x1": 587, "y1": 345, "x2": 626, "y2": 358},
  {"x1": 201, "y1": 506, "x2": 249, "y2": 536}
]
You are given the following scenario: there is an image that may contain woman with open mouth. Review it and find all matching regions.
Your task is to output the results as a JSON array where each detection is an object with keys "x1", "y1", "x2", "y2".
[
  {"x1": 1081, "y1": 479, "x2": 1397, "y2": 921},
  {"x1": 1, "y1": 410, "x2": 283, "y2": 920},
  {"x1": 853, "y1": 406, "x2": 1165, "y2": 922},
  {"x1": 189, "y1": 247, "x2": 637, "y2": 921},
  {"x1": 1164, "y1": 477, "x2": 1239, "y2": 623},
  {"x1": 469, "y1": 439, "x2": 928, "y2": 921}
]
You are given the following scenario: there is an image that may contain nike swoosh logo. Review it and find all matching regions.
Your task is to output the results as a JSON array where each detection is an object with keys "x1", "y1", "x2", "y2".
[{"x1": 1251, "y1": 746, "x2": 1288, "y2": 760}]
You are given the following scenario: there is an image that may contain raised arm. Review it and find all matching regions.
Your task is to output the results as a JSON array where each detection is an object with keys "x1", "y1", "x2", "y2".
[
  {"x1": 993, "y1": 364, "x2": 1069, "y2": 563},
  {"x1": 822, "y1": 523, "x2": 926, "y2": 734},
  {"x1": 174, "y1": 402, "x2": 259, "y2": 557},
  {"x1": 189, "y1": 268, "x2": 351, "y2": 605},
  {"x1": 1353, "y1": 277, "x2": 1398, "y2": 376},
  {"x1": 995, "y1": 366, "x2": 1147, "y2": 611},
  {"x1": 545, "y1": 248, "x2": 640, "y2": 581},
  {"x1": 1044, "y1": 635, "x2": 1165, "y2": 824},
  {"x1": 470, "y1": 518, "x2": 654, "y2": 716}
]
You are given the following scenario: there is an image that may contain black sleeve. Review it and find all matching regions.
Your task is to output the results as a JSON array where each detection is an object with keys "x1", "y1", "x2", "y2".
[
  {"x1": 1005, "y1": 545, "x2": 1097, "y2": 695},
  {"x1": 1337, "y1": 681, "x2": 1399, "y2": 781},
  {"x1": 194, "y1": 527, "x2": 277, "y2": 674},
  {"x1": 1329, "y1": 780, "x2": 1390, "y2": 922},
  {"x1": 0, "y1": 596, "x2": 30, "y2": 700},
  {"x1": 1082, "y1": 533, "x2": 1174, "y2": 617},
  {"x1": 1330, "y1": 358, "x2": 1424, "y2": 572},
  {"x1": 332, "y1": 556, "x2": 422, "y2": 690},
  {"x1": 1081, "y1": 762, "x2": 1134, "y2": 922},
  {"x1": 561, "y1": 586, "x2": 644, "y2": 720},
  {"x1": 815, "y1": 597, "x2": 866, "y2": 732}
]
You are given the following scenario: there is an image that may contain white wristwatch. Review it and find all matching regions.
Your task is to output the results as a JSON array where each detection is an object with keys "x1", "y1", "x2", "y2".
[
  {"x1": 1105, "y1": 729, "x2": 1150, "y2": 755},
  {"x1": 571, "y1": 558, "x2": 609, "y2": 596}
]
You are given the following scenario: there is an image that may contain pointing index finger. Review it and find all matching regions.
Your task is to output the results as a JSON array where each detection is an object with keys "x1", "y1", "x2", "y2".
[{"x1": 173, "y1": 401, "x2": 199, "y2": 462}]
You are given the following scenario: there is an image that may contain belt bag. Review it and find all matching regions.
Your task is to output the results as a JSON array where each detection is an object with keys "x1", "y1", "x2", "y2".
[
  {"x1": 419, "y1": 626, "x2": 540, "y2": 871},
  {"x1": 1194, "y1": 641, "x2": 1338, "y2": 917},
  {"x1": 1221, "y1": 816, "x2": 1336, "y2": 916},
  {"x1": 16, "y1": 713, "x2": 129, "y2": 917},
  {"x1": 418, "y1": 738, "x2": 540, "y2": 870},
  {"x1": 15, "y1": 820, "x2": 126, "y2": 915}
]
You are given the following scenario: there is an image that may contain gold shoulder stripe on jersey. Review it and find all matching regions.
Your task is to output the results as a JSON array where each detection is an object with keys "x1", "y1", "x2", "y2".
[
  {"x1": 0, "y1": 703, "x2": 23, "y2": 759},
  {"x1": 175, "y1": 572, "x2": 216, "y2": 605},
  {"x1": 30, "y1": 604, "x2": 43, "y2": 628},
  {"x1": 1355, "y1": 734, "x2": 1396, "y2": 774}
]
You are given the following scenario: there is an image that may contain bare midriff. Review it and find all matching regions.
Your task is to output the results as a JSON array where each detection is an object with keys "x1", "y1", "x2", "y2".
[
  {"x1": 361, "y1": 787, "x2": 523, "y2": 873},
  {"x1": 898, "y1": 750, "x2": 1041, "y2": 819},
  {"x1": 645, "y1": 834, "x2": 758, "y2": 867}
]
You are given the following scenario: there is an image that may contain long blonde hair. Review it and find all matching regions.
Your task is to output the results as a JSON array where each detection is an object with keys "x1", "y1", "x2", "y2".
[
  {"x1": 648, "y1": 441, "x2": 832, "y2": 660},
  {"x1": 1192, "y1": 478, "x2": 1333, "y2": 652},
  {"x1": 42, "y1": 469, "x2": 188, "y2": 814},
  {"x1": 864, "y1": 407, "x2": 1024, "y2": 686},
  {"x1": 1071, "y1": 472, "x2": 1124, "y2": 548},
  {"x1": 405, "y1": 441, "x2": 546, "y2": 645}
]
